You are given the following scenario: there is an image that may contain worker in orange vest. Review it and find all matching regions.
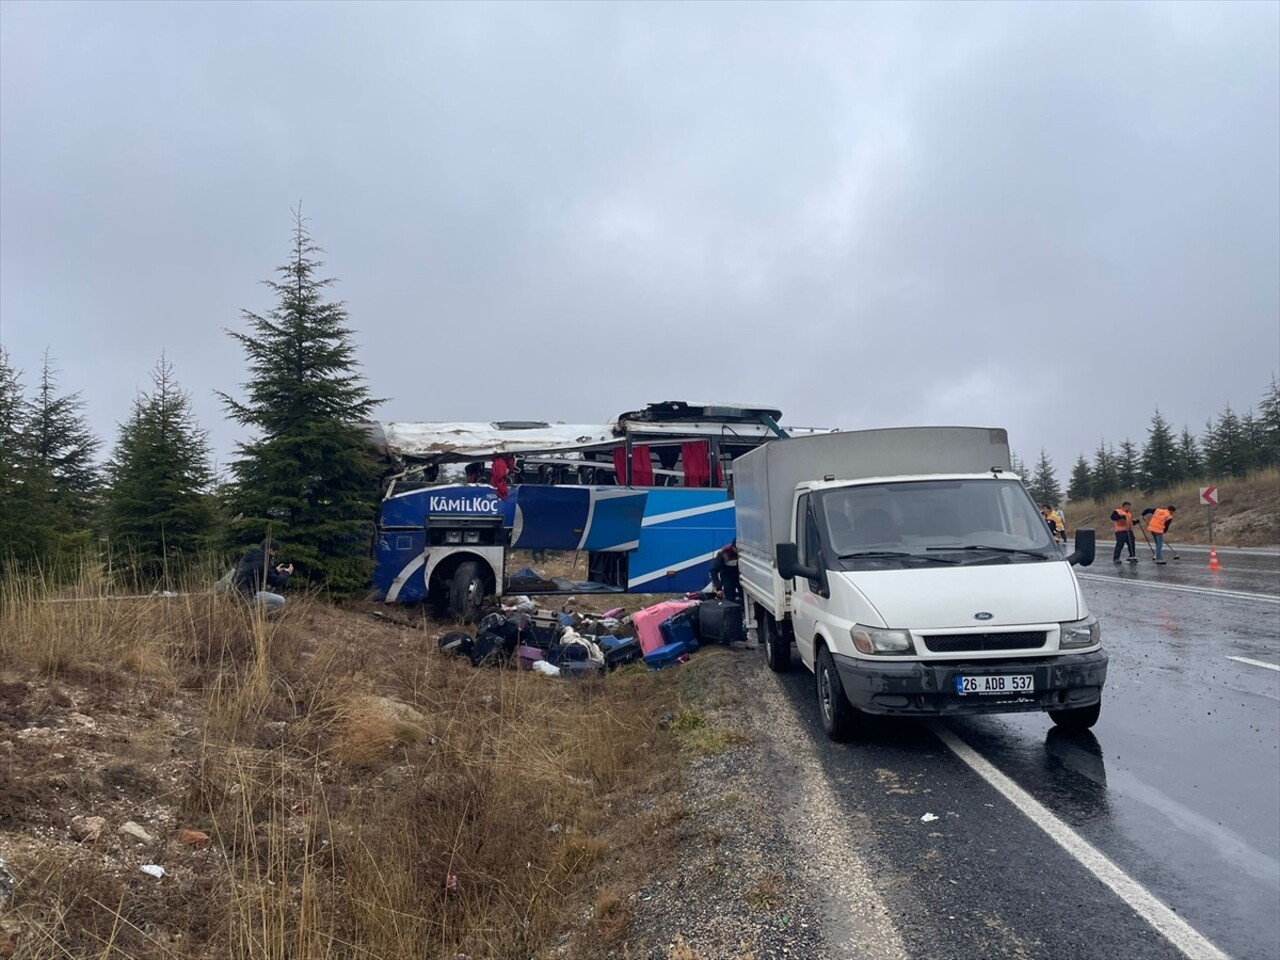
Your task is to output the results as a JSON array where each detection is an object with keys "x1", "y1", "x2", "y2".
[
  {"x1": 1110, "y1": 501, "x2": 1139, "y2": 564},
  {"x1": 1050, "y1": 506, "x2": 1067, "y2": 544},
  {"x1": 1141, "y1": 504, "x2": 1177, "y2": 564},
  {"x1": 1041, "y1": 506, "x2": 1062, "y2": 541}
]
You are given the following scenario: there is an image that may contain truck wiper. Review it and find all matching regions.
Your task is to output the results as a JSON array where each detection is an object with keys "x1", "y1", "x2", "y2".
[
  {"x1": 840, "y1": 551, "x2": 961, "y2": 565},
  {"x1": 927, "y1": 545, "x2": 1050, "y2": 560}
]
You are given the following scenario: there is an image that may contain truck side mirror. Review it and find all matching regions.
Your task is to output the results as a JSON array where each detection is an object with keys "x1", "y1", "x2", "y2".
[
  {"x1": 777, "y1": 542, "x2": 819, "y2": 581},
  {"x1": 777, "y1": 543, "x2": 799, "y2": 579},
  {"x1": 1066, "y1": 528, "x2": 1095, "y2": 567}
]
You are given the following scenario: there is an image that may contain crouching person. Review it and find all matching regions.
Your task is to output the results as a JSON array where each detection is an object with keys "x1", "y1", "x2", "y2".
[{"x1": 233, "y1": 537, "x2": 293, "y2": 614}]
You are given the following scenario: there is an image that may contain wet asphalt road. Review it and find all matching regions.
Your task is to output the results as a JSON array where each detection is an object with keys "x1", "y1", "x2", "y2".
[{"x1": 770, "y1": 547, "x2": 1280, "y2": 960}]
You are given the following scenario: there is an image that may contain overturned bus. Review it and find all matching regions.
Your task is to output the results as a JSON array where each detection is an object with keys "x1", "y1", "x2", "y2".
[{"x1": 367, "y1": 401, "x2": 833, "y2": 620}]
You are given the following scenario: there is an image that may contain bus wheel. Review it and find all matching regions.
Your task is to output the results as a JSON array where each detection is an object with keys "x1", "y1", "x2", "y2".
[{"x1": 449, "y1": 562, "x2": 486, "y2": 623}]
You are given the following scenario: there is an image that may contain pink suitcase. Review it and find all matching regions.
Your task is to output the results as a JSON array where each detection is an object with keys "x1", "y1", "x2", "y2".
[{"x1": 631, "y1": 600, "x2": 697, "y2": 655}]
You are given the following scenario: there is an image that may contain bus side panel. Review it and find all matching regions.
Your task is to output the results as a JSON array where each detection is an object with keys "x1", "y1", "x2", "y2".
[
  {"x1": 373, "y1": 529, "x2": 428, "y2": 603},
  {"x1": 625, "y1": 488, "x2": 735, "y2": 594}
]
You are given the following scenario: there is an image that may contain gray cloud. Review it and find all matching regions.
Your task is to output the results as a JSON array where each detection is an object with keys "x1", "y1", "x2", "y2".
[{"x1": 2, "y1": 0, "x2": 1276, "y2": 482}]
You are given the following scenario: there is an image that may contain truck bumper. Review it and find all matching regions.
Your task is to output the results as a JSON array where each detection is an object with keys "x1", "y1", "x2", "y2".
[{"x1": 832, "y1": 650, "x2": 1108, "y2": 717}]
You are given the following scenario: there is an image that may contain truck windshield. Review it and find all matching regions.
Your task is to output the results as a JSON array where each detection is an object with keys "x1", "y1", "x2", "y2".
[{"x1": 818, "y1": 479, "x2": 1057, "y2": 568}]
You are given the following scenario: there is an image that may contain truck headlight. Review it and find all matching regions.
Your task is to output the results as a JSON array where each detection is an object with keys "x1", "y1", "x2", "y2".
[
  {"x1": 1059, "y1": 614, "x2": 1100, "y2": 649},
  {"x1": 445, "y1": 531, "x2": 462, "y2": 544},
  {"x1": 463, "y1": 531, "x2": 480, "y2": 544},
  {"x1": 850, "y1": 625, "x2": 913, "y2": 655}
]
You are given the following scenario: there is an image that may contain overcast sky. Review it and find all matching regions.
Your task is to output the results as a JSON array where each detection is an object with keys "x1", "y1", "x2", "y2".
[{"x1": 2, "y1": 0, "x2": 1277, "y2": 483}]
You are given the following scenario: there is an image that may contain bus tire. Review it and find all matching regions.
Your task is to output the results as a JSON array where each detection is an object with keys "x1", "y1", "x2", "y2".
[{"x1": 449, "y1": 561, "x2": 486, "y2": 623}]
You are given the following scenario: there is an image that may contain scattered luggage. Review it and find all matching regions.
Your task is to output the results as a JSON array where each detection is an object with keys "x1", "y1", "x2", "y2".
[
  {"x1": 439, "y1": 631, "x2": 474, "y2": 659},
  {"x1": 517, "y1": 644, "x2": 546, "y2": 669},
  {"x1": 632, "y1": 600, "x2": 697, "y2": 654},
  {"x1": 471, "y1": 631, "x2": 512, "y2": 667},
  {"x1": 644, "y1": 641, "x2": 690, "y2": 670},
  {"x1": 435, "y1": 596, "x2": 734, "y2": 679},
  {"x1": 659, "y1": 611, "x2": 699, "y2": 653},
  {"x1": 560, "y1": 660, "x2": 606, "y2": 680},
  {"x1": 698, "y1": 599, "x2": 745, "y2": 643},
  {"x1": 598, "y1": 635, "x2": 643, "y2": 669}
]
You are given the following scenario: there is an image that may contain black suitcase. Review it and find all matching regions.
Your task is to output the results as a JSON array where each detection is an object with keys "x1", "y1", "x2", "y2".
[
  {"x1": 599, "y1": 635, "x2": 643, "y2": 669},
  {"x1": 697, "y1": 599, "x2": 745, "y2": 643}
]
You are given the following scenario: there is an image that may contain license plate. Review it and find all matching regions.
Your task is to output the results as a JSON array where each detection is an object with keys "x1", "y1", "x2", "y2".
[{"x1": 955, "y1": 674, "x2": 1034, "y2": 695}]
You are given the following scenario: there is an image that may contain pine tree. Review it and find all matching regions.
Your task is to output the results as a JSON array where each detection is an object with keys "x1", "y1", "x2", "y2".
[
  {"x1": 1178, "y1": 426, "x2": 1203, "y2": 480},
  {"x1": 1066, "y1": 454, "x2": 1092, "y2": 502},
  {"x1": 0, "y1": 348, "x2": 51, "y2": 569},
  {"x1": 1141, "y1": 409, "x2": 1180, "y2": 494},
  {"x1": 1027, "y1": 448, "x2": 1063, "y2": 507},
  {"x1": 1010, "y1": 451, "x2": 1028, "y2": 479},
  {"x1": 27, "y1": 351, "x2": 100, "y2": 539},
  {"x1": 1117, "y1": 439, "x2": 1139, "y2": 491},
  {"x1": 1241, "y1": 411, "x2": 1267, "y2": 474},
  {"x1": 1258, "y1": 376, "x2": 1280, "y2": 468},
  {"x1": 105, "y1": 356, "x2": 216, "y2": 581},
  {"x1": 220, "y1": 211, "x2": 383, "y2": 594},
  {"x1": 1091, "y1": 442, "x2": 1120, "y2": 501},
  {"x1": 1205, "y1": 405, "x2": 1248, "y2": 478}
]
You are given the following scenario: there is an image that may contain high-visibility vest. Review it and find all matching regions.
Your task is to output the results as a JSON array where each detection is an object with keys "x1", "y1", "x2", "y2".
[
  {"x1": 1149, "y1": 508, "x2": 1173, "y2": 535},
  {"x1": 1052, "y1": 510, "x2": 1066, "y2": 533},
  {"x1": 1112, "y1": 508, "x2": 1133, "y2": 532}
]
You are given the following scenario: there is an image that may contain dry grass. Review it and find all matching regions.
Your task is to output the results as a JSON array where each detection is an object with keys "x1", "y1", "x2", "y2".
[
  {"x1": 745, "y1": 874, "x2": 783, "y2": 912},
  {"x1": 1064, "y1": 467, "x2": 1280, "y2": 547},
  {"x1": 664, "y1": 709, "x2": 751, "y2": 756},
  {"x1": 0, "y1": 560, "x2": 686, "y2": 959}
]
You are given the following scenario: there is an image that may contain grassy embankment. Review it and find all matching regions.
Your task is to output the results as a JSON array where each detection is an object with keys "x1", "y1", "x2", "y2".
[
  {"x1": 1064, "y1": 467, "x2": 1279, "y2": 547},
  {"x1": 0, "y1": 560, "x2": 714, "y2": 959}
]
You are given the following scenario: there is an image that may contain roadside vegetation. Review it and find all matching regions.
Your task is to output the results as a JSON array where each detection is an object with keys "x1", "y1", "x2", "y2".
[
  {"x1": 1011, "y1": 379, "x2": 1279, "y2": 547},
  {"x1": 0, "y1": 560, "x2": 711, "y2": 959},
  {"x1": 1064, "y1": 466, "x2": 1279, "y2": 547}
]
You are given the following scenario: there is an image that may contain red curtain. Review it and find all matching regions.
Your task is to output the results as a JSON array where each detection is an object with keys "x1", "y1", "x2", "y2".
[
  {"x1": 612, "y1": 444, "x2": 654, "y2": 486},
  {"x1": 682, "y1": 441, "x2": 710, "y2": 487}
]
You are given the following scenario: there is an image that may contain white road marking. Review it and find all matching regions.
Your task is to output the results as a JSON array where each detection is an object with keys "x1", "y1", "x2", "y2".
[
  {"x1": 1225, "y1": 655, "x2": 1280, "y2": 673},
  {"x1": 1078, "y1": 573, "x2": 1280, "y2": 605},
  {"x1": 930, "y1": 724, "x2": 1231, "y2": 960}
]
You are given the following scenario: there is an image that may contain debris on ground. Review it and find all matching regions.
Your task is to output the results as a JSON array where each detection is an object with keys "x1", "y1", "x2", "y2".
[{"x1": 437, "y1": 595, "x2": 751, "y2": 681}]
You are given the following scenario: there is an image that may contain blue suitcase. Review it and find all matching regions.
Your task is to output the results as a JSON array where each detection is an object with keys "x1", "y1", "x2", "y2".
[
  {"x1": 643, "y1": 641, "x2": 689, "y2": 670},
  {"x1": 658, "y1": 613, "x2": 700, "y2": 654}
]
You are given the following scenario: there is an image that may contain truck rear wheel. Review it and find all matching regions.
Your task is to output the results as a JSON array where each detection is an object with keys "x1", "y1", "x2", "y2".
[
  {"x1": 758, "y1": 609, "x2": 791, "y2": 672},
  {"x1": 1049, "y1": 700, "x2": 1101, "y2": 731},
  {"x1": 449, "y1": 561, "x2": 486, "y2": 623},
  {"x1": 816, "y1": 645, "x2": 858, "y2": 742}
]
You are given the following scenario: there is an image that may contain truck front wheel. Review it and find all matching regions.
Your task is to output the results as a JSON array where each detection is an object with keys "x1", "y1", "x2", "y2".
[
  {"x1": 816, "y1": 646, "x2": 859, "y2": 742},
  {"x1": 449, "y1": 561, "x2": 487, "y2": 623},
  {"x1": 758, "y1": 609, "x2": 791, "y2": 672},
  {"x1": 1048, "y1": 700, "x2": 1101, "y2": 731}
]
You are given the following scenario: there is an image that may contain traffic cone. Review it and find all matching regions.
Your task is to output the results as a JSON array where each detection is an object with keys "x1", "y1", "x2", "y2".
[{"x1": 1208, "y1": 547, "x2": 1221, "y2": 571}]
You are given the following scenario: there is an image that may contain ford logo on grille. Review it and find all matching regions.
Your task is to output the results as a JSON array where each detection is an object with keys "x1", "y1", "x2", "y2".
[{"x1": 973, "y1": 612, "x2": 994, "y2": 621}]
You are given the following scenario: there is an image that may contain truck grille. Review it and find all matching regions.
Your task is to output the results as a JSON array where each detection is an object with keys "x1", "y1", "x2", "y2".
[{"x1": 922, "y1": 631, "x2": 1047, "y2": 653}]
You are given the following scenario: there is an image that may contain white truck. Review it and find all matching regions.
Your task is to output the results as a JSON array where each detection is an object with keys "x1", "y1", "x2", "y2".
[{"x1": 734, "y1": 427, "x2": 1106, "y2": 740}]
